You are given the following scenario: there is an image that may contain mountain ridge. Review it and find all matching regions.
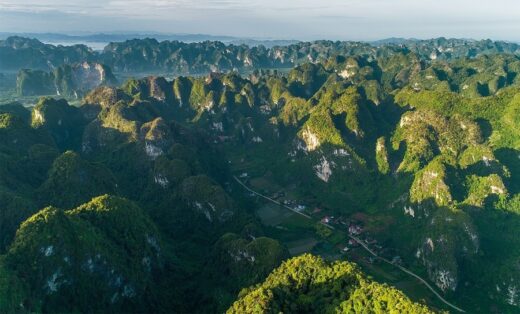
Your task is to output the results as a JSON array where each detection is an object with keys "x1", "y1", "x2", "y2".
[{"x1": 1, "y1": 37, "x2": 520, "y2": 313}]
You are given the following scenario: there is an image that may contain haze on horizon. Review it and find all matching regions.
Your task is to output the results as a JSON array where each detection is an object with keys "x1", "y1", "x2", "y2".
[{"x1": 0, "y1": 0, "x2": 520, "y2": 42}]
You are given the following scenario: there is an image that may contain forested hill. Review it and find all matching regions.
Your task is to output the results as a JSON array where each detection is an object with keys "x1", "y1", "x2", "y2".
[
  {"x1": 1, "y1": 36, "x2": 520, "y2": 73},
  {"x1": 2, "y1": 36, "x2": 520, "y2": 313}
]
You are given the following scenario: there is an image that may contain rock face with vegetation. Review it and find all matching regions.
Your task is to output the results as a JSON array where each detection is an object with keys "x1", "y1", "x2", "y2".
[
  {"x1": 16, "y1": 62, "x2": 117, "y2": 98},
  {"x1": 16, "y1": 69, "x2": 55, "y2": 96},
  {"x1": 2, "y1": 36, "x2": 520, "y2": 74},
  {"x1": 5, "y1": 195, "x2": 164, "y2": 313},
  {"x1": 2, "y1": 37, "x2": 520, "y2": 313}
]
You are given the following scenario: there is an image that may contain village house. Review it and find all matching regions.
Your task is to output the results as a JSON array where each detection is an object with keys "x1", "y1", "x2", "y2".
[
  {"x1": 348, "y1": 224, "x2": 363, "y2": 235},
  {"x1": 283, "y1": 199, "x2": 295, "y2": 206},
  {"x1": 348, "y1": 239, "x2": 359, "y2": 247},
  {"x1": 365, "y1": 237, "x2": 377, "y2": 245},
  {"x1": 391, "y1": 256, "x2": 403, "y2": 265},
  {"x1": 321, "y1": 216, "x2": 331, "y2": 224},
  {"x1": 295, "y1": 204, "x2": 306, "y2": 212}
]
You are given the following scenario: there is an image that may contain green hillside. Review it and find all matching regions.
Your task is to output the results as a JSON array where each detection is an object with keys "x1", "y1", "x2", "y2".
[{"x1": 1, "y1": 37, "x2": 520, "y2": 313}]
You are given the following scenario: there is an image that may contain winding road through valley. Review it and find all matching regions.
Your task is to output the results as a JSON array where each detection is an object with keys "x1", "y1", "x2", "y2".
[{"x1": 233, "y1": 175, "x2": 466, "y2": 313}]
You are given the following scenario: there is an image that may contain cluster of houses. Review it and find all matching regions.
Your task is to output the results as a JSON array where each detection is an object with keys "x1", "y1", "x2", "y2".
[
  {"x1": 239, "y1": 179, "x2": 406, "y2": 267},
  {"x1": 341, "y1": 229, "x2": 403, "y2": 266},
  {"x1": 270, "y1": 193, "x2": 308, "y2": 213},
  {"x1": 315, "y1": 215, "x2": 403, "y2": 266},
  {"x1": 319, "y1": 215, "x2": 364, "y2": 233},
  {"x1": 282, "y1": 199, "x2": 308, "y2": 213}
]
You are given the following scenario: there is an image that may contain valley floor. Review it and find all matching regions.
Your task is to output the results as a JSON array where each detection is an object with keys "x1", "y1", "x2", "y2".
[{"x1": 233, "y1": 173, "x2": 464, "y2": 313}]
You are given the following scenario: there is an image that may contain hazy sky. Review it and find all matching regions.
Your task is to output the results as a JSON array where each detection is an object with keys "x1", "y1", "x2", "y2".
[{"x1": 1, "y1": 0, "x2": 520, "y2": 41}]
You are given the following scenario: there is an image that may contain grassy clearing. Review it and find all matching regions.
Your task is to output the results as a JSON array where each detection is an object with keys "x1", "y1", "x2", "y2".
[
  {"x1": 256, "y1": 203, "x2": 294, "y2": 226},
  {"x1": 286, "y1": 237, "x2": 319, "y2": 256}
]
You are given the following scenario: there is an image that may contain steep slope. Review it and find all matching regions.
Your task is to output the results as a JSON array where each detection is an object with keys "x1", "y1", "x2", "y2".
[
  {"x1": 17, "y1": 62, "x2": 117, "y2": 98},
  {"x1": 4, "y1": 195, "x2": 166, "y2": 313},
  {"x1": 2, "y1": 39, "x2": 520, "y2": 313}
]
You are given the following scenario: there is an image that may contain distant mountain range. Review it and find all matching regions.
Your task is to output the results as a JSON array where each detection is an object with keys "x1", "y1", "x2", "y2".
[
  {"x1": 0, "y1": 32, "x2": 236, "y2": 43},
  {"x1": 0, "y1": 32, "x2": 300, "y2": 49},
  {"x1": 2, "y1": 33, "x2": 518, "y2": 48},
  {"x1": 2, "y1": 35, "x2": 520, "y2": 75}
]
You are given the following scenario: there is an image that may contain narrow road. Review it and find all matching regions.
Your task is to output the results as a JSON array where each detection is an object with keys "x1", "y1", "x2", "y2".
[
  {"x1": 348, "y1": 234, "x2": 465, "y2": 313},
  {"x1": 233, "y1": 176, "x2": 465, "y2": 313},
  {"x1": 233, "y1": 176, "x2": 311, "y2": 219}
]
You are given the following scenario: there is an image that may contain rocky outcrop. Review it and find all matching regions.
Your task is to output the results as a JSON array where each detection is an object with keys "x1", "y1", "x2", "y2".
[
  {"x1": 54, "y1": 62, "x2": 117, "y2": 98},
  {"x1": 314, "y1": 156, "x2": 333, "y2": 182},
  {"x1": 410, "y1": 158, "x2": 452, "y2": 207},
  {"x1": 16, "y1": 69, "x2": 55, "y2": 96},
  {"x1": 17, "y1": 62, "x2": 117, "y2": 98},
  {"x1": 416, "y1": 207, "x2": 479, "y2": 292},
  {"x1": 300, "y1": 127, "x2": 321, "y2": 151},
  {"x1": 124, "y1": 76, "x2": 173, "y2": 103},
  {"x1": 212, "y1": 233, "x2": 288, "y2": 286},
  {"x1": 4, "y1": 195, "x2": 163, "y2": 313},
  {"x1": 140, "y1": 118, "x2": 173, "y2": 160},
  {"x1": 180, "y1": 175, "x2": 235, "y2": 223},
  {"x1": 31, "y1": 97, "x2": 86, "y2": 150}
]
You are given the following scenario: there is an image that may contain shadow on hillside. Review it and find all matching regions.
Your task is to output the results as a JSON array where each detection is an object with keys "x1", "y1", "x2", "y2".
[
  {"x1": 475, "y1": 118, "x2": 492, "y2": 140},
  {"x1": 495, "y1": 147, "x2": 520, "y2": 194}
]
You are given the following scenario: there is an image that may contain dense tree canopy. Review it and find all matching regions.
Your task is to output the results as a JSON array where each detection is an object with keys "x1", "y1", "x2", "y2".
[{"x1": 1, "y1": 36, "x2": 520, "y2": 313}]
